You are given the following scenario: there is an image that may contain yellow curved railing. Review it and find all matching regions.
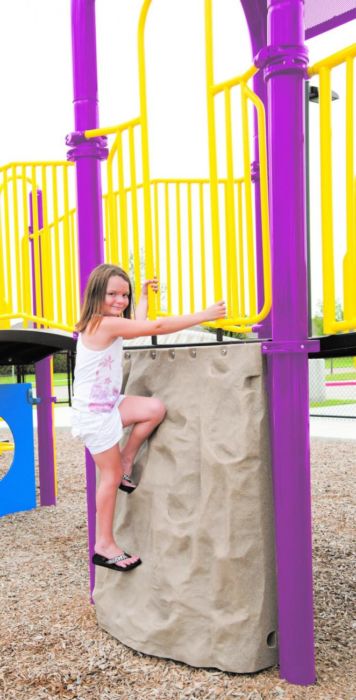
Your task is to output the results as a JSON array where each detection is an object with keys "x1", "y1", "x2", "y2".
[
  {"x1": 309, "y1": 44, "x2": 356, "y2": 334},
  {"x1": 86, "y1": 0, "x2": 271, "y2": 334},
  {"x1": 204, "y1": 0, "x2": 271, "y2": 331},
  {"x1": 0, "y1": 162, "x2": 78, "y2": 332},
  {"x1": 1, "y1": 8, "x2": 355, "y2": 341}
]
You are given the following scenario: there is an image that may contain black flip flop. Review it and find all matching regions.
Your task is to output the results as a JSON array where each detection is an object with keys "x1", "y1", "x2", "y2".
[
  {"x1": 119, "y1": 473, "x2": 137, "y2": 494},
  {"x1": 92, "y1": 552, "x2": 142, "y2": 572}
]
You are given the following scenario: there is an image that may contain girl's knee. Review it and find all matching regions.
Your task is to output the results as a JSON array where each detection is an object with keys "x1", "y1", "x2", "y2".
[
  {"x1": 95, "y1": 457, "x2": 123, "y2": 488},
  {"x1": 100, "y1": 471, "x2": 122, "y2": 490},
  {"x1": 151, "y1": 397, "x2": 166, "y2": 424}
]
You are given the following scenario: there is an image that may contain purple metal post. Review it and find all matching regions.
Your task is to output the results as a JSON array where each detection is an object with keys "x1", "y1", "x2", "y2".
[
  {"x1": 257, "y1": 0, "x2": 315, "y2": 684},
  {"x1": 35, "y1": 358, "x2": 57, "y2": 506},
  {"x1": 68, "y1": 0, "x2": 107, "y2": 598},
  {"x1": 29, "y1": 190, "x2": 57, "y2": 507},
  {"x1": 68, "y1": 0, "x2": 107, "y2": 282},
  {"x1": 252, "y1": 68, "x2": 271, "y2": 339},
  {"x1": 29, "y1": 190, "x2": 44, "y2": 317},
  {"x1": 240, "y1": 0, "x2": 271, "y2": 339}
]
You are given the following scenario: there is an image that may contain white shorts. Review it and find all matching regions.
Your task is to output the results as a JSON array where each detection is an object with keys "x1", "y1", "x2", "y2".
[{"x1": 71, "y1": 396, "x2": 126, "y2": 455}]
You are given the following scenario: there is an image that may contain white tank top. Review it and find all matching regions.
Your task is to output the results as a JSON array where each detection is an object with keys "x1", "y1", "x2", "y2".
[{"x1": 72, "y1": 334, "x2": 123, "y2": 414}]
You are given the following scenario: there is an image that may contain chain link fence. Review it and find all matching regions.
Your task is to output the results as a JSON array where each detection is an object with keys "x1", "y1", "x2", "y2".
[{"x1": 309, "y1": 357, "x2": 356, "y2": 418}]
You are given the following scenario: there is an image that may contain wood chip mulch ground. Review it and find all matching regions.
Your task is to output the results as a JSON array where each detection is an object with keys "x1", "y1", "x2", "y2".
[{"x1": 0, "y1": 428, "x2": 355, "y2": 700}]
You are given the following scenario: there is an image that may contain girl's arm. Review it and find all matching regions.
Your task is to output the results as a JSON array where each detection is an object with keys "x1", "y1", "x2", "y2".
[
  {"x1": 101, "y1": 302, "x2": 227, "y2": 341},
  {"x1": 135, "y1": 278, "x2": 159, "y2": 320}
]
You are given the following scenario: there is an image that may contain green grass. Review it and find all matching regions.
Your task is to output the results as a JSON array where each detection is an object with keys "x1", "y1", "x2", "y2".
[
  {"x1": 0, "y1": 373, "x2": 68, "y2": 386},
  {"x1": 325, "y1": 357, "x2": 356, "y2": 369},
  {"x1": 310, "y1": 399, "x2": 356, "y2": 408},
  {"x1": 325, "y1": 372, "x2": 356, "y2": 382}
]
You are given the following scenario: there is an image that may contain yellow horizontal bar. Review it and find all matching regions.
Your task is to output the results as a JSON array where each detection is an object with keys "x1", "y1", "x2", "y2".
[
  {"x1": 0, "y1": 443, "x2": 14, "y2": 453},
  {"x1": 102, "y1": 178, "x2": 245, "y2": 197},
  {"x1": 329, "y1": 317, "x2": 356, "y2": 333},
  {"x1": 220, "y1": 325, "x2": 252, "y2": 334},
  {"x1": 212, "y1": 65, "x2": 257, "y2": 95},
  {"x1": 44, "y1": 208, "x2": 76, "y2": 229},
  {"x1": 201, "y1": 320, "x2": 252, "y2": 333},
  {"x1": 308, "y1": 43, "x2": 356, "y2": 76},
  {"x1": 149, "y1": 177, "x2": 244, "y2": 185},
  {"x1": 152, "y1": 313, "x2": 252, "y2": 334},
  {"x1": 0, "y1": 161, "x2": 73, "y2": 171},
  {"x1": 84, "y1": 118, "x2": 141, "y2": 139},
  {"x1": 0, "y1": 312, "x2": 74, "y2": 333}
]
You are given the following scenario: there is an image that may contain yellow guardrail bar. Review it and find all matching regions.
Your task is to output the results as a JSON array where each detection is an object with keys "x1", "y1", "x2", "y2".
[
  {"x1": 0, "y1": 162, "x2": 78, "y2": 332},
  {"x1": 309, "y1": 44, "x2": 356, "y2": 334}
]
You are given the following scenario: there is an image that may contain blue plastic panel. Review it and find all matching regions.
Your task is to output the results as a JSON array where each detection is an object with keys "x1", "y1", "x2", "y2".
[{"x1": 0, "y1": 383, "x2": 36, "y2": 516}]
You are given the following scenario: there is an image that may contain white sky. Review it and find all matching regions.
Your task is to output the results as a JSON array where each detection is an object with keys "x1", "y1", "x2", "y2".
[{"x1": 0, "y1": 0, "x2": 355, "y2": 314}]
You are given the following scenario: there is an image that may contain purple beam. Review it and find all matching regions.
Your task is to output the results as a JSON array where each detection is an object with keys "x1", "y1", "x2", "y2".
[
  {"x1": 305, "y1": 9, "x2": 356, "y2": 40},
  {"x1": 68, "y1": 0, "x2": 107, "y2": 599},
  {"x1": 239, "y1": 0, "x2": 266, "y2": 47},
  {"x1": 29, "y1": 190, "x2": 56, "y2": 507},
  {"x1": 257, "y1": 0, "x2": 315, "y2": 684}
]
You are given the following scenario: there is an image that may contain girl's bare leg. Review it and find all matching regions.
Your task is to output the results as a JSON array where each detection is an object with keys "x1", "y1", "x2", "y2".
[
  {"x1": 93, "y1": 443, "x2": 140, "y2": 567},
  {"x1": 118, "y1": 396, "x2": 166, "y2": 481}
]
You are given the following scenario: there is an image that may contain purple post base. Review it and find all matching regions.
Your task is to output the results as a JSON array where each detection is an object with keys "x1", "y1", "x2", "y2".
[{"x1": 36, "y1": 356, "x2": 56, "y2": 506}]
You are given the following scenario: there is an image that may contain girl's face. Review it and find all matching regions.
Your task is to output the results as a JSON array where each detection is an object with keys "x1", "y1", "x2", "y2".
[{"x1": 102, "y1": 275, "x2": 130, "y2": 317}]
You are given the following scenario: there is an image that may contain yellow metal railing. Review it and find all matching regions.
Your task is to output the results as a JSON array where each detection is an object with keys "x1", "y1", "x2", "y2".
[
  {"x1": 89, "y1": 120, "x2": 146, "y2": 296},
  {"x1": 86, "y1": 0, "x2": 271, "y2": 334},
  {"x1": 205, "y1": 0, "x2": 271, "y2": 332},
  {"x1": 0, "y1": 2, "x2": 271, "y2": 336},
  {"x1": 309, "y1": 44, "x2": 356, "y2": 334},
  {"x1": 0, "y1": 162, "x2": 79, "y2": 332},
  {"x1": 86, "y1": 119, "x2": 154, "y2": 310},
  {"x1": 86, "y1": 4, "x2": 155, "y2": 312}
]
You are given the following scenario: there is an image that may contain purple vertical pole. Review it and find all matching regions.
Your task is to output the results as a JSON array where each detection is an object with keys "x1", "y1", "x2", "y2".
[
  {"x1": 240, "y1": 1, "x2": 271, "y2": 339},
  {"x1": 29, "y1": 190, "x2": 44, "y2": 317},
  {"x1": 252, "y1": 68, "x2": 271, "y2": 339},
  {"x1": 257, "y1": 0, "x2": 315, "y2": 684},
  {"x1": 67, "y1": 0, "x2": 107, "y2": 282},
  {"x1": 29, "y1": 190, "x2": 57, "y2": 507},
  {"x1": 67, "y1": 0, "x2": 108, "y2": 599},
  {"x1": 36, "y1": 357, "x2": 57, "y2": 506}
]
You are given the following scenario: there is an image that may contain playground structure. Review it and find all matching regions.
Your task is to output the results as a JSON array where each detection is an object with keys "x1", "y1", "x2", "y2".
[{"x1": 0, "y1": 0, "x2": 355, "y2": 688}]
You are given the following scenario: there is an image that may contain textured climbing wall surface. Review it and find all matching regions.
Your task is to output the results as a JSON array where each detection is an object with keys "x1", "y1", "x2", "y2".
[{"x1": 94, "y1": 343, "x2": 278, "y2": 673}]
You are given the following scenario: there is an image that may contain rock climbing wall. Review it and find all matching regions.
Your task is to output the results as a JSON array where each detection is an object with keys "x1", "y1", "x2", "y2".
[{"x1": 94, "y1": 342, "x2": 278, "y2": 673}]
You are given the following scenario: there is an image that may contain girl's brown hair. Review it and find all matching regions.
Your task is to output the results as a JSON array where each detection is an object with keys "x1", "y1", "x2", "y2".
[{"x1": 76, "y1": 264, "x2": 133, "y2": 332}]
